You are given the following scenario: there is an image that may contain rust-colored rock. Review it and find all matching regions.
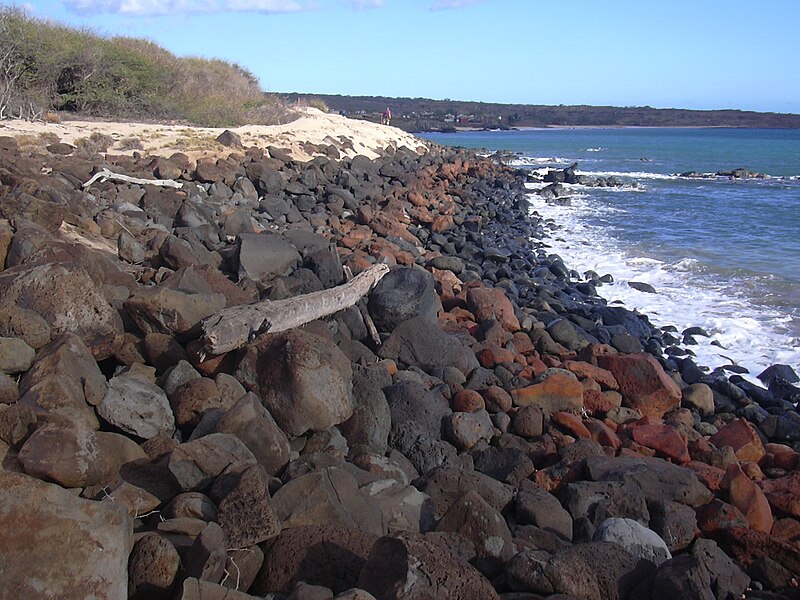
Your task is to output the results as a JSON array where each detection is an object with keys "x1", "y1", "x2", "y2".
[
  {"x1": 512, "y1": 371, "x2": 584, "y2": 413},
  {"x1": 596, "y1": 353, "x2": 681, "y2": 419},
  {"x1": 629, "y1": 423, "x2": 690, "y2": 464},
  {"x1": 451, "y1": 389, "x2": 485, "y2": 413},
  {"x1": 759, "y1": 472, "x2": 800, "y2": 519},
  {"x1": 709, "y1": 418, "x2": 766, "y2": 464},
  {"x1": 552, "y1": 411, "x2": 591, "y2": 439},
  {"x1": 564, "y1": 360, "x2": 619, "y2": 390},
  {"x1": 466, "y1": 287, "x2": 520, "y2": 332},
  {"x1": 722, "y1": 464, "x2": 774, "y2": 534}
]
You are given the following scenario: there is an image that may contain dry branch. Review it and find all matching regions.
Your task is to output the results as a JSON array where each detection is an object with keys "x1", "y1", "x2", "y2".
[
  {"x1": 200, "y1": 263, "x2": 389, "y2": 356},
  {"x1": 83, "y1": 168, "x2": 183, "y2": 189}
]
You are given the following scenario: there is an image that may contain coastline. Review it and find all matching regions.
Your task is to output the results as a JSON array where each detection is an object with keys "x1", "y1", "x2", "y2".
[{"x1": 0, "y1": 115, "x2": 799, "y2": 598}]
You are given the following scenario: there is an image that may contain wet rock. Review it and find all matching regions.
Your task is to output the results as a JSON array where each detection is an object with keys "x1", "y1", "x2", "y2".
[
  {"x1": 235, "y1": 330, "x2": 354, "y2": 438},
  {"x1": 358, "y1": 532, "x2": 500, "y2": 600},
  {"x1": 0, "y1": 471, "x2": 131, "y2": 598}
]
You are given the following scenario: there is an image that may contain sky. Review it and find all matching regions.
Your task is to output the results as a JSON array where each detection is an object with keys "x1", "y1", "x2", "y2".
[{"x1": 13, "y1": 0, "x2": 800, "y2": 114}]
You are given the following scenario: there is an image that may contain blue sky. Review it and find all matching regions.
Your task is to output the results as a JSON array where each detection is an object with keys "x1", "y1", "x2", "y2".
[{"x1": 16, "y1": 0, "x2": 800, "y2": 113}]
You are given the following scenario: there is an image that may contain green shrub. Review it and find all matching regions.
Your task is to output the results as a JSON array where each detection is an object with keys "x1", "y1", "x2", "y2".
[{"x1": 0, "y1": 7, "x2": 291, "y2": 126}]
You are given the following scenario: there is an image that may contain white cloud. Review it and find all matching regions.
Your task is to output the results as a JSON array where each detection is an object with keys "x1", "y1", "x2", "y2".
[
  {"x1": 63, "y1": 0, "x2": 315, "y2": 15},
  {"x1": 430, "y1": 0, "x2": 486, "y2": 10},
  {"x1": 347, "y1": 0, "x2": 383, "y2": 9}
]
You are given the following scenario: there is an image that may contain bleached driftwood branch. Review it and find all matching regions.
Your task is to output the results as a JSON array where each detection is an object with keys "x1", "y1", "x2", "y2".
[
  {"x1": 83, "y1": 168, "x2": 183, "y2": 189},
  {"x1": 200, "y1": 263, "x2": 389, "y2": 356}
]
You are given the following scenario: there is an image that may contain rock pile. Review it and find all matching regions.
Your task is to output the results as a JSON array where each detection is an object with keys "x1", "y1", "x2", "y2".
[{"x1": 0, "y1": 131, "x2": 799, "y2": 599}]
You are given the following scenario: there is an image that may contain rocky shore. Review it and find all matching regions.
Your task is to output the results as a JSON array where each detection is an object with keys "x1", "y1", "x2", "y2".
[{"x1": 0, "y1": 123, "x2": 799, "y2": 600}]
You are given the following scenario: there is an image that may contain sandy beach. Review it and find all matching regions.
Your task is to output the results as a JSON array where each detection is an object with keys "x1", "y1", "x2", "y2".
[{"x1": 0, "y1": 107, "x2": 428, "y2": 162}]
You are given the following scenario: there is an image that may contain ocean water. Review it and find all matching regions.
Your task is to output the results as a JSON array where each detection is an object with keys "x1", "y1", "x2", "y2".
[{"x1": 422, "y1": 128, "x2": 800, "y2": 379}]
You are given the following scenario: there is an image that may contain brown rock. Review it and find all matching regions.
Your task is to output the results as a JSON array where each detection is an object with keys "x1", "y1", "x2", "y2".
[
  {"x1": 466, "y1": 287, "x2": 520, "y2": 331},
  {"x1": 256, "y1": 525, "x2": 379, "y2": 595},
  {"x1": 759, "y1": 471, "x2": 800, "y2": 519},
  {"x1": 217, "y1": 464, "x2": 280, "y2": 547},
  {"x1": 629, "y1": 423, "x2": 690, "y2": 464},
  {"x1": 125, "y1": 287, "x2": 227, "y2": 336},
  {"x1": 596, "y1": 353, "x2": 681, "y2": 419},
  {"x1": 563, "y1": 360, "x2": 619, "y2": 390},
  {"x1": 551, "y1": 411, "x2": 591, "y2": 439},
  {"x1": 214, "y1": 392, "x2": 290, "y2": 476},
  {"x1": 358, "y1": 533, "x2": 500, "y2": 600},
  {"x1": 0, "y1": 372, "x2": 19, "y2": 404},
  {"x1": 167, "y1": 433, "x2": 257, "y2": 492},
  {"x1": 271, "y1": 466, "x2": 385, "y2": 535},
  {"x1": 715, "y1": 526, "x2": 800, "y2": 575},
  {"x1": 0, "y1": 471, "x2": 132, "y2": 598},
  {"x1": 234, "y1": 330, "x2": 355, "y2": 438},
  {"x1": 721, "y1": 464, "x2": 773, "y2": 534},
  {"x1": 511, "y1": 404, "x2": 546, "y2": 438},
  {"x1": 709, "y1": 418, "x2": 766, "y2": 464},
  {"x1": 512, "y1": 371, "x2": 584, "y2": 413},
  {"x1": 451, "y1": 389, "x2": 485, "y2": 413},
  {"x1": 481, "y1": 385, "x2": 512, "y2": 413},
  {"x1": 436, "y1": 489, "x2": 514, "y2": 576},
  {"x1": 129, "y1": 532, "x2": 181, "y2": 599},
  {"x1": 0, "y1": 263, "x2": 123, "y2": 359},
  {"x1": 170, "y1": 377, "x2": 227, "y2": 430}
]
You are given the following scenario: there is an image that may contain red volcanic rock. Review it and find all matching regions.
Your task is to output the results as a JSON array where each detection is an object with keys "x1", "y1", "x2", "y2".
[
  {"x1": 686, "y1": 461, "x2": 727, "y2": 493},
  {"x1": 630, "y1": 422, "x2": 690, "y2": 464},
  {"x1": 759, "y1": 472, "x2": 800, "y2": 519},
  {"x1": 763, "y1": 443, "x2": 799, "y2": 471},
  {"x1": 511, "y1": 371, "x2": 584, "y2": 413},
  {"x1": 511, "y1": 332, "x2": 535, "y2": 355},
  {"x1": 431, "y1": 215, "x2": 454, "y2": 233},
  {"x1": 715, "y1": 526, "x2": 800, "y2": 575},
  {"x1": 721, "y1": 464, "x2": 774, "y2": 534},
  {"x1": 551, "y1": 412, "x2": 591, "y2": 439},
  {"x1": 466, "y1": 287, "x2": 520, "y2": 332},
  {"x1": 584, "y1": 419, "x2": 622, "y2": 450},
  {"x1": 696, "y1": 499, "x2": 750, "y2": 535},
  {"x1": 451, "y1": 389, "x2": 486, "y2": 413},
  {"x1": 577, "y1": 343, "x2": 618, "y2": 365},
  {"x1": 709, "y1": 418, "x2": 766, "y2": 464},
  {"x1": 583, "y1": 389, "x2": 616, "y2": 416},
  {"x1": 563, "y1": 361, "x2": 619, "y2": 390},
  {"x1": 481, "y1": 386, "x2": 512, "y2": 413},
  {"x1": 596, "y1": 353, "x2": 681, "y2": 419},
  {"x1": 476, "y1": 345, "x2": 516, "y2": 368}
]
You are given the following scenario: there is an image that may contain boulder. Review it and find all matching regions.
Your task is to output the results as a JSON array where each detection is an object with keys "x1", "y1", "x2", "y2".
[
  {"x1": 630, "y1": 423, "x2": 690, "y2": 464},
  {"x1": 98, "y1": 371, "x2": 175, "y2": 439},
  {"x1": 466, "y1": 286, "x2": 520, "y2": 331},
  {"x1": 709, "y1": 418, "x2": 766, "y2": 464},
  {"x1": 125, "y1": 287, "x2": 226, "y2": 336},
  {"x1": 236, "y1": 233, "x2": 301, "y2": 282},
  {"x1": 234, "y1": 330, "x2": 354, "y2": 438},
  {"x1": 339, "y1": 365, "x2": 392, "y2": 453},
  {"x1": 597, "y1": 353, "x2": 681, "y2": 419},
  {"x1": 271, "y1": 466, "x2": 385, "y2": 535},
  {"x1": 0, "y1": 471, "x2": 131, "y2": 598},
  {"x1": 415, "y1": 466, "x2": 514, "y2": 521},
  {"x1": 0, "y1": 336, "x2": 35, "y2": 374},
  {"x1": 18, "y1": 333, "x2": 105, "y2": 428},
  {"x1": 128, "y1": 532, "x2": 182, "y2": 600},
  {"x1": 512, "y1": 370, "x2": 584, "y2": 413},
  {"x1": 444, "y1": 410, "x2": 494, "y2": 451},
  {"x1": 593, "y1": 517, "x2": 671, "y2": 566},
  {"x1": 357, "y1": 533, "x2": 500, "y2": 600},
  {"x1": 256, "y1": 525, "x2": 379, "y2": 595},
  {"x1": 167, "y1": 433, "x2": 257, "y2": 492},
  {"x1": 516, "y1": 480, "x2": 573, "y2": 541},
  {"x1": 721, "y1": 464, "x2": 773, "y2": 534},
  {"x1": 214, "y1": 393, "x2": 290, "y2": 476},
  {"x1": 378, "y1": 316, "x2": 479, "y2": 376},
  {"x1": 217, "y1": 464, "x2": 280, "y2": 547},
  {"x1": 0, "y1": 263, "x2": 122, "y2": 359},
  {"x1": 759, "y1": 471, "x2": 800, "y2": 518},
  {"x1": 368, "y1": 267, "x2": 439, "y2": 333},
  {"x1": 435, "y1": 489, "x2": 514, "y2": 575}
]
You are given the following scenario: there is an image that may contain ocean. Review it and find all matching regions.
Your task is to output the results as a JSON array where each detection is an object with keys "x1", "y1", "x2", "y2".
[{"x1": 421, "y1": 128, "x2": 800, "y2": 380}]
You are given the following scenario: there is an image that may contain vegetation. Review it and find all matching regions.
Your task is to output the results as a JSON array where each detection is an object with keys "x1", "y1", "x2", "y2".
[
  {"x1": 281, "y1": 93, "x2": 800, "y2": 131},
  {"x1": 0, "y1": 6, "x2": 293, "y2": 126}
]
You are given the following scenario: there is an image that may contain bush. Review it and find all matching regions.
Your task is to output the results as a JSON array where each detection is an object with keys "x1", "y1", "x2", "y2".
[{"x1": 0, "y1": 7, "x2": 293, "y2": 126}]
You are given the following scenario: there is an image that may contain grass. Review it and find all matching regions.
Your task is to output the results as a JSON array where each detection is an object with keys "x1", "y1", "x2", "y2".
[{"x1": 0, "y1": 7, "x2": 297, "y2": 127}]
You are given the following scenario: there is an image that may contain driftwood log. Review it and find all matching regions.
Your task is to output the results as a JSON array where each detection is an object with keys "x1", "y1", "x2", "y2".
[
  {"x1": 200, "y1": 263, "x2": 389, "y2": 356},
  {"x1": 83, "y1": 168, "x2": 184, "y2": 189}
]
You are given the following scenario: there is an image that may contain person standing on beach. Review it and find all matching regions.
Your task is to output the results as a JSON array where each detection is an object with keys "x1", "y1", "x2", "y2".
[{"x1": 382, "y1": 107, "x2": 392, "y2": 126}]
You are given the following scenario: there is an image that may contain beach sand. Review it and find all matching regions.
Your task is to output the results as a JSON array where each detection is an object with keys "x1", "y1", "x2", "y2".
[{"x1": 0, "y1": 107, "x2": 428, "y2": 162}]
